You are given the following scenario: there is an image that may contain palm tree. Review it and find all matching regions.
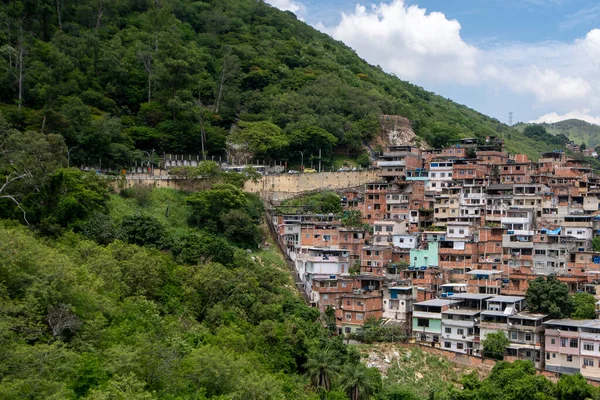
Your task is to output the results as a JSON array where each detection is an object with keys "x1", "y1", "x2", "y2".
[
  {"x1": 339, "y1": 363, "x2": 379, "y2": 400},
  {"x1": 304, "y1": 349, "x2": 339, "y2": 391}
]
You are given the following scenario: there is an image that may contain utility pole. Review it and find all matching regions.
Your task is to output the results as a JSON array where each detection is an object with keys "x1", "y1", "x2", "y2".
[
  {"x1": 67, "y1": 145, "x2": 79, "y2": 167},
  {"x1": 508, "y1": 111, "x2": 513, "y2": 126},
  {"x1": 318, "y1": 149, "x2": 322, "y2": 173},
  {"x1": 142, "y1": 150, "x2": 154, "y2": 176},
  {"x1": 221, "y1": 147, "x2": 230, "y2": 166},
  {"x1": 298, "y1": 150, "x2": 305, "y2": 171}
]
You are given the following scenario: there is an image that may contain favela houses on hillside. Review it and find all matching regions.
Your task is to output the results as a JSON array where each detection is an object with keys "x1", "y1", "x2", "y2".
[{"x1": 271, "y1": 137, "x2": 600, "y2": 381}]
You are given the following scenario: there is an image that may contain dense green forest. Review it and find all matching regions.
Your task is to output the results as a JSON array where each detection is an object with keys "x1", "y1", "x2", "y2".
[{"x1": 0, "y1": 0, "x2": 565, "y2": 167}]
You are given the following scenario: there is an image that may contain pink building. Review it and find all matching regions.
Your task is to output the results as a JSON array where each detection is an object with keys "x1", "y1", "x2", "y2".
[{"x1": 544, "y1": 319, "x2": 600, "y2": 381}]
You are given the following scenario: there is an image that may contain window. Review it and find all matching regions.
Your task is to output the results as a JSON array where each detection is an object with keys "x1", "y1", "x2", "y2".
[
  {"x1": 457, "y1": 343, "x2": 464, "y2": 350},
  {"x1": 584, "y1": 358, "x2": 595, "y2": 367},
  {"x1": 511, "y1": 332, "x2": 518, "y2": 340},
  {"x1": 570, "y1": 339, "x2": 579, "y2": 348},
  {"x1": 323, "y1": 235, "x2": 331, "y2": 241},
  {"x1": 347, "y1": 301, "x2": 351, "y2": 306},
  {"x1": 584, "y1": 343, "x2": 594, "y2": 351},
  {"x1": 459, "y1": 229, "x2": 465, "y2": 235},
  {"x1": 445, "y1": 327, "x2": 452, "y2": 334},
  {"x1": 385, "y1": 226, "x2": 393, "y2": 232},
  {"x1": 449, "y1": 229, "x2": 455, "y2": 234},
  {"x1": 357, "y1": 314, "x2": 363, "y2": 321},
  {"x1": 431, "y1": 173, "x2": 437, "y2": 177},
  {"x1": 345, "y1": 313, "x2": 352, "y2": 320},
  {"x1": 552, "y1": 353, "x2": 556, "y2": 358},
  {"x1": 341, "y1": 282, "x2": 348, "y2": 288},
  {"x1": 322, "y1": 294, "x2": 329, "y2": 300},
  {"x1": 567, "y1": 355, "x2": 573, "y2": 362},
  {"x1": 417, "y1": 318, "x2": 429, "y2": 327},
  {"x1": 551, "y1": 339, "x2": 555, "y2": 345},
  {"x1": 345, "y1": 327, "x2": 351, "y2": 334},
  {"x1": 561, "y1": 338, "x2": 568, "y2": 347},
  {"x1": 525, "y1": 333, "x2": 532, "y2": 342},
  {"x1": 444, "y1": 342, "x2": 451, "y2": 348},
  {"x1": 457, "y1": 329, "x2": 465, "y2": 336},
  {"x1": 374, "y1": 226, "x2": 382, "y2": 232},
  {"x1": 546, "y1": 353, "x2": 550, "y2": 360}
]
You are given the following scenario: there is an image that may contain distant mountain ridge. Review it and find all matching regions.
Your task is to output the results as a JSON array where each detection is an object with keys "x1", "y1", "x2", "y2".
[{"x1": 516, "y1": 119, "x2": 600, "y2": 149}]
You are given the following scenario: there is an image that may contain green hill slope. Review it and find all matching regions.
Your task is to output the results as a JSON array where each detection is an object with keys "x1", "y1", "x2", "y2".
[
  {"x1": 515, "y1": 119, "x2": 600, "y2": 149},
  {"x1": 0, "y1": 0, "x2": 562, "y2": 165}
]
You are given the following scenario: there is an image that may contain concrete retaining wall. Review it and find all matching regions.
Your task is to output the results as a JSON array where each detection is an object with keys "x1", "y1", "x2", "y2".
[
  {"x1": 112, "y1": 170, "x2": 381, "y2": 200},
  {"x1": 244, "y1": 170, "x2": 380, "y2": 201}
]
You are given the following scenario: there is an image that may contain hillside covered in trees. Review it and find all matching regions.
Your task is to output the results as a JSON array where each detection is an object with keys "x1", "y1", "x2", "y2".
[
  {"x1": 516, "y1": 119, "x2": 600, "y2": 150},
  {"x1": 0, "y1": 0, "x2": 565, "y2": 167}
]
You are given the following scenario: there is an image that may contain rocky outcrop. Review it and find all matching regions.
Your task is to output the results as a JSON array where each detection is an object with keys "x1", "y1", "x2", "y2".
[{"x1": 377, "y1": 115, "x2": 430, "y2": 149}]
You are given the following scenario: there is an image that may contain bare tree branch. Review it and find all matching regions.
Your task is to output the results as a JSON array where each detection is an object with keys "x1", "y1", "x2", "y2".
[
  {"x1": 0, "y1": 194, "x2": 29, "y2": 226},
  {"x1": 0, "y1": 172, "x2": 30, "y2": 194},
  {"x1": 46, "y1": 304, "x2": 80, "y2": 339}
]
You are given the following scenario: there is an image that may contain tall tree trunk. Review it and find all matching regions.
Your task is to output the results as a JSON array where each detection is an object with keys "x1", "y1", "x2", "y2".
[
  {"x1": 17, "y1": 22, "x2": 24, "y2": 109},
  {"x1": 197, "y1": 93, "x2": 207, "y2": 161},
  {"x1": 95, "y1": 0, "x2": 104, "y2": 31},
  {"x1": 138, "y1": 51, "x2": 153, "y2": 103},
  {"x1": 17, "y1": 46, "x2": 22, "y2": 109},
  {"x1": 56, "y1": 0, "x2": 62, "y2": 31},
  {"x1": 215, "y1": 64, "x2": 226, "y2": 115}
]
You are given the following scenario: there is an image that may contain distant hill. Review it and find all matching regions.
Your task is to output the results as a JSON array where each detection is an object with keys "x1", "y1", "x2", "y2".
[{"x1": 515, "y1": 119, "x2": 600, "y2": 149}]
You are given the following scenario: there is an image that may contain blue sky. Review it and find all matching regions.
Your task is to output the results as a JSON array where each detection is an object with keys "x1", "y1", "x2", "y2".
[{"x1": 266, "y1": 0, "x2": 600, "y2": 125}]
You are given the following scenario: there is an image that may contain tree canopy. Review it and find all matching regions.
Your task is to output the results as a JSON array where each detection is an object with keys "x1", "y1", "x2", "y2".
[{"x1": 526, "y1": 275, "x2": 573, "y2": 318}]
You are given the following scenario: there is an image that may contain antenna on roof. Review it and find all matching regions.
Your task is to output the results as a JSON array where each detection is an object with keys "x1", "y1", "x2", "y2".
[{"x1": 509, "y1": 111, "x2": 513, "y2": 126}]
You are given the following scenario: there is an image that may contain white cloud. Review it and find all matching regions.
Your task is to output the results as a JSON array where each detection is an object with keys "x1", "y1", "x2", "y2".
[
  {"x1": 530, "y1": 110, "x2": 600, "y2": 126},
  {"x1": 319, "y1": 2, "x2": 600, "y2": 113},
  {"x1": 265, "y1": 0, "x2": 305, "y2": 14},
  {"x1": 482, "y1": 64, "x2": 592, "y2": 104},
  {"x1": 321, "y1": 1, "x2": 478, "y2": 84}
]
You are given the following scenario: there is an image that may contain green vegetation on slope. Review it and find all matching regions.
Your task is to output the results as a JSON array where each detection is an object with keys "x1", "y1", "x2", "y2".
[
  {"x1": 1, "y1": 181, "x2": 388, "y2": 399},
  {"x1": 0, "y1": 0, "x2": 562, "y2": 167},
  {"x1": 516, "y1": 119, "x2": 600, "y2": 149}
]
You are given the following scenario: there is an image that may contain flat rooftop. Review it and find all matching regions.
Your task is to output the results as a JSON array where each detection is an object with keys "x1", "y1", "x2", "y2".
[
  {"x1": 442, "y1": 309, "x2": 481, "y2": 316},
  {"x1": 486, "y1": 295, "x2": 526, "y2": 303},
  {"x1": 414, "y1": 299, "x2": 459, "y2": 307},
  {"x1": 449, "y1": 293, "x2": 495, "y2": 300},
  {"x1": 544, "y1": 319, "x2": 600, "y2": 329}
]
